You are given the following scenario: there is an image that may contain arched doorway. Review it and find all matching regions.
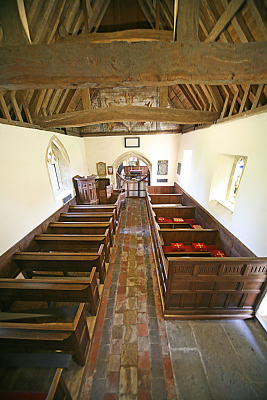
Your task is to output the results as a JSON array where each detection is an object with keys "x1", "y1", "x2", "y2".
[{"x1": 113, "y1": 151, "x2": 152, "y2": 197}]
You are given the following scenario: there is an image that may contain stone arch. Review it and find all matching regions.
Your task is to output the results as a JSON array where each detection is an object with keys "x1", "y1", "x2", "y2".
[{"x1": 113, "y1": 151, "x2": 152, "y2": 173}]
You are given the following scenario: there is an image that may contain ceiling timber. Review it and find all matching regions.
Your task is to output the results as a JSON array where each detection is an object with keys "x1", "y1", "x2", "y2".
[{"x1": 0, "y1": 0, "x2": 266, "y2": 136}]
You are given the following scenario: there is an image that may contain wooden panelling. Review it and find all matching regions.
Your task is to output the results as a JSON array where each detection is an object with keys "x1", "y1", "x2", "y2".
[{"x1": 145, "y1": 185, "x2": 267, "y2": 319}]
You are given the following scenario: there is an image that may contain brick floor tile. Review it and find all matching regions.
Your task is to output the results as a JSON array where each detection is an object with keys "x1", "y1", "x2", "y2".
[
  {"x1": 108, "y1": 354, "x2": 121, "y2": 373},
  {"x1": 112, "y1": 326, "x2": 123, "y2": 340},
  {"x1": 110, "y1": 339, "x2": 122, "y2": 355},
  {"x1": 138, "y1": 391, "x2": 153, "y2": 400},
  {"x1": 137, "y1": 368, "x2": 152, "y2": 391},
  {"x1": 105, "y1": 372, "x2": 119, "y2": 394},
  {"x1": 138, "y1": 352, "x2": 150, "y2": 369},
  {"x1": 138, "y1": 324, "x2": 148, "y2": 336},
  {"x1": 117, "y1": 285, "x2": 126, "y2": 295},
  {"x1": 114, "y1": 313, "x2": 124, "y2": 325}
]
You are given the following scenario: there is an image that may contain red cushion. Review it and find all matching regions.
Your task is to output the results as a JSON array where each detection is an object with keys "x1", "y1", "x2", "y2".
[
  {"x1": 184, "y1": 219, "x2": 197, "y2": 225},
  {"x1": 212, "y1": 250, "x2": 226, "y2": 257},
  {"x1": 170, "y1": 243, "x2": 185, "y2": 251},
  {"x1": 192, "y1": 243, "x2": 207, "y2": 252},
  {"x1": 173, "y1": 218, "x2": 184, "y2": 223},
  {"x1": 157, "y1": 217, "x2": 166, "y2": 223},
  {"x1": 166, "y1": 219, "x2": 173, "y2": 223}
]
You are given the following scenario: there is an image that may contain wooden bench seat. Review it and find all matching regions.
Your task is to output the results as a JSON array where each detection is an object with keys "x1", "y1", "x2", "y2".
[
  {"x1": 35, "y1": 233, "x2": 110, "y2": 262},
  {"x1": 147, "y1": 185, "x2": 176, "y2": 194},
  {"x1": 48, "y1": 221, "x2": 114, "y2": 246},
  {"x1": 13, "y1": 248, "x2": 106, "y2": 284},
  {"x1": 149, "y1": 193, "x2": 183, "y2": 204},
  {"x1": 159, "y1": 229, "x2": 220, "y2": 247},
  {"x1": 69, "y1": 204, "x2": 118, "y2": 221},
  {"x1": 152, "y1": 205, "x2": 196, "y2": 219},
  {"x1": 0, "y1": 267, "x2": 99, "y2": 316},
  {"x1": 60, "y1": 213, "x2": 115, "y2": 238},
  {"x1": 0, "y1": 303, "x2": 90, "y2": 365},
  {"x1": 0, "y1": 367, "x2": 72, "y2": 399}
]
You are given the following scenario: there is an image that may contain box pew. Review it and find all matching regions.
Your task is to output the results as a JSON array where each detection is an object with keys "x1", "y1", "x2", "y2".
[
  {"x1": 13, "y1": 248, "x2": 106, "y2": 284},
  {"x1": 147, "y1": 185, "x2": 176, "y2": 194},
  {"x1": 60, "y1": 212, "x2": 115, "y2": 237},
  {"x1": 69, "y1": 204, "x2": 118, "y2": 222},
  {"x1": 34, "y1": 233, "x2": 110, "y2": 262},
  {"x1": 152, "y1": 205, "x2": 196, "y2": 220},
  {"x1": 48, "y1": 221, "x2": 113, "y2": 247},
  {"x1": 0, "y1": 268, "x2": 99, "y2": 316},
  {"x1": 0, "y1": 367, "x2": 73, "y2": 399},
  {"x1": 149, "y1": 193, "x2": 183, "y2": 205},
  {"x1": 0, "y1": 303, "x2": 90, "y2": 365},
  {"x1": 159, "y1": 229, "x2": 220, "y2": 247},
  {"x1": 145, "y1": 188, "x2": 267, "y2": 320}
]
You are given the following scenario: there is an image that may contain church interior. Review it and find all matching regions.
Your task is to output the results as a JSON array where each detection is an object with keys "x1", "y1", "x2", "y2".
[{"x1": 0, "y1": 0, "x2": 267, "y2": 399}]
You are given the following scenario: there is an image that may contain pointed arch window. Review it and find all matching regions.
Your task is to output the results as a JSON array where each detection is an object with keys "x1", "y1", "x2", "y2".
[{"x1": 46, "y1": 136, "x2": 73, "y2": 202}]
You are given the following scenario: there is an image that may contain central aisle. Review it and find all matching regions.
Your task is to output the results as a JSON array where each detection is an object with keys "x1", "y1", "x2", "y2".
[{"x1": 81, "y1": 198, "x2": 177, "y2": 400}]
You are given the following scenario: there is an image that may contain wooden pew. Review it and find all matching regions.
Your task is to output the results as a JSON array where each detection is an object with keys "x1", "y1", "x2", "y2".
[
  {"x1": 147, "y1": 185, "x2": 176, "y2": 194},
  {"x1": 159, "y1": 228, "x2": 220, "y2": 247},
  {"x1": 48, "y1": 221, "x2": 114, "y2": 247},
  {"x1": 0, "y1": 268, "x2": 99, "y2": 316},
  {"x1": 0, "y1": 303, "x2": 90, "y2": 366},
  {"x1": 0, "y1": 367, "x2": 73, "y2": 399},
  {"x1": 60, "y1": 212, "x2": 116, "y2": 237},
  {"x1": 13, "y1": 248, "x2": 106, "y2": 284},
  {"x1": 149, "y1": 193, "x2": 183, "y2": 204},
  {"x1": 69, "y1": 204, "x2": 118, "y2": 221},
  {"x1": 152, "y1": 205, "x2": 196, "y2": 219},
  {"x1": 35, "y1": 233, "x2": 110, "y2": 262},
  {"x1": 145, "y1": 188, "x2": 267, "y2": 320}
]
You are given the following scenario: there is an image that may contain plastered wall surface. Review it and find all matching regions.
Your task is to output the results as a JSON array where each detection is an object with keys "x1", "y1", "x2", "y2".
[
  {"x1": 176, "y1": 112, "x2": 267, "y2": 256},
  {"x1": 0, "y1": 124, "x2": 88, "y2": 256},
  {"x1": 83, "y1": 134, "x2": 180, "y2": 185}
]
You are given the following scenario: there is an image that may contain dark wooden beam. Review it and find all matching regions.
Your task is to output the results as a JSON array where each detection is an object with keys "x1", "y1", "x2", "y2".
[
  {"x1": 176, "y1": 0, "x2": 200, "y2": 41},
  {"x1": 33, "y1": 106, "x2": 220, "y2": 128},
  {"x1": 0, "y1": 41, "x2": 266, "y2": 91}
]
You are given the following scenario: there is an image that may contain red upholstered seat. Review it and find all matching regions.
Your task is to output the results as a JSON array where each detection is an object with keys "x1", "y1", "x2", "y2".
[
  {"x1": 170, "y1": 243, "x2": 185, "y2": 251},
  {"x1": 157, "y1": 217, "x2": 166, "y2": 223},
  {"x1": 192, "y1": 243, "x2": 207, "y2": 252},
  {"x1": 166, "y1": 219, "x2": 173, "y2": 223},
  {"x1": 212, "y1": 250, "x2": 226, "y2": 257},
  {"x1": 191, "y1": 224, "x2": 203, "y2": 230},
  {"x1": 173, "y1": 218, "x2": 184, "y2": 223}
]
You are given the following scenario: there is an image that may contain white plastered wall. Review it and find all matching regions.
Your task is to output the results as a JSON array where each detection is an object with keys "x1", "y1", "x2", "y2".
[
  {"x1": 83, "y1": 134, "x2": 180, "y2": 185},
  {"x1": 0, "y1": 123, "x2": 88, "y2": 256},
  {"x1": 176, "y1": 112, "x2": 267, "y2": 256}
]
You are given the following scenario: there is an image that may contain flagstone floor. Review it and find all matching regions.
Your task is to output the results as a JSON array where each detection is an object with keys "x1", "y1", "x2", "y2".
[{"x1": 80, "y1": 198, "x2": 267, "y2": 400}]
